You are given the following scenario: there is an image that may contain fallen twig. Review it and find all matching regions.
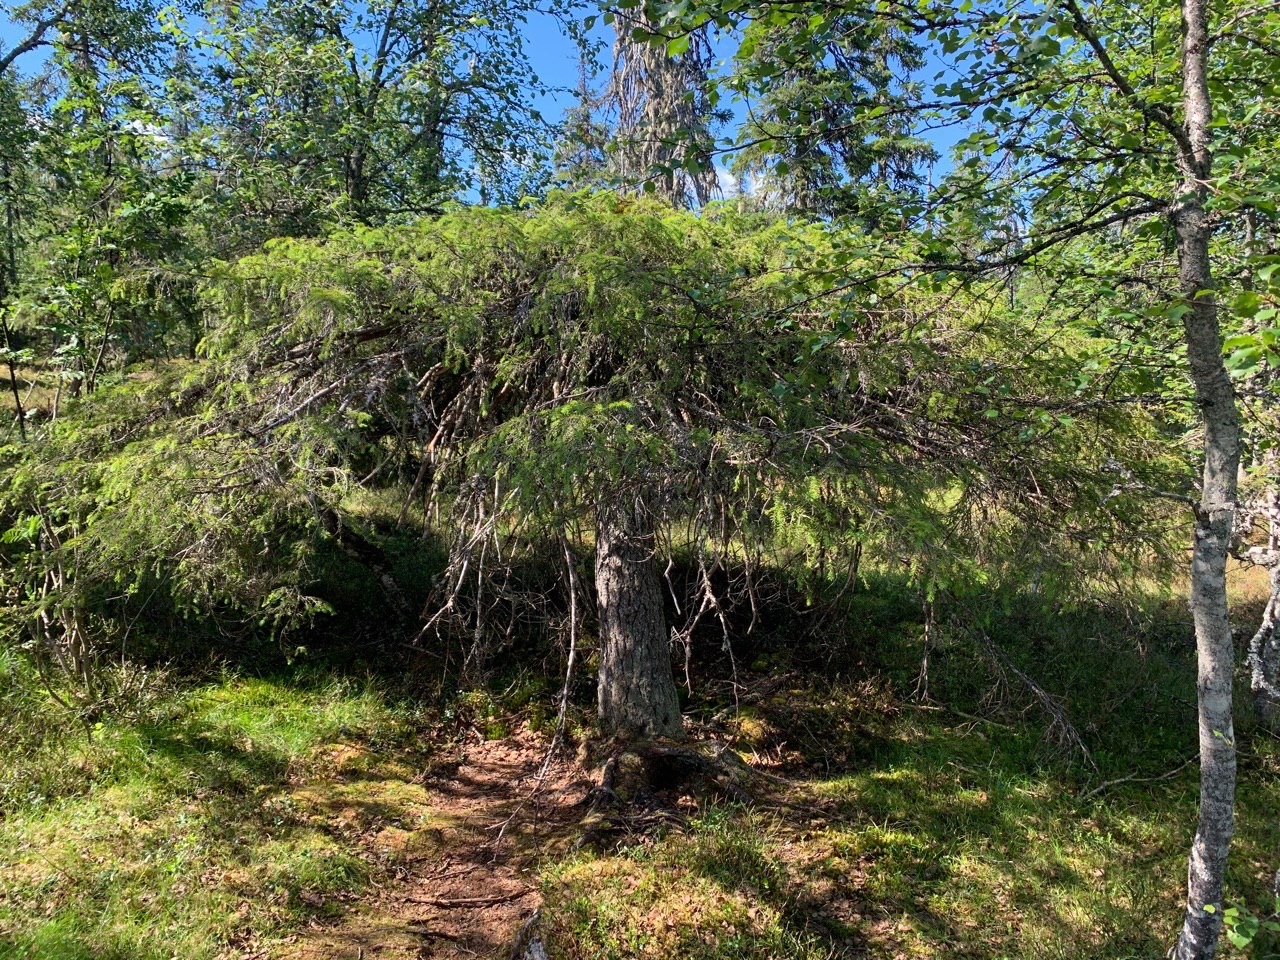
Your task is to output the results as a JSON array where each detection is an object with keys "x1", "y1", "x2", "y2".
[
  {"x1": 405, "y1": 926, "x2": 465, "y2": 941},
  {"x1": 1079, "y1": 755, "x2": 1198, "y2": 801}
]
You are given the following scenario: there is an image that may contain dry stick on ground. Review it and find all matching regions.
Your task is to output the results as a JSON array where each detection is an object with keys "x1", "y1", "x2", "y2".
[
  {"x1": 404, "y1": 927, "x2": 466, "y2": 942},
  {"x1": 968, "y1": 621, "x2": 1096, "y2": 770},
  {"x1": 913, "y1": 597, "x2": 936, "y2": 702},
  {"x1": 541, "y1": 535, "x2": 582, "y2": 777},
  {"x1": 704, "y1": 670, "x2": 796, "y2": 725},
  {"x1": 1078, "y1": 755, "x2": 1199, "y2": 802}
]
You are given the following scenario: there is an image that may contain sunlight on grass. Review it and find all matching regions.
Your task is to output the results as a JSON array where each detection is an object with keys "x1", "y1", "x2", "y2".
[
  {"x1": 541, "y1": 814, "x2": 837, "y2": 960},
  {"x1": 541, "y1": 705, "x2": 1279, "y2": 960},
  {"x1": 2, "y1": 591, "x2": 1278, "y2": 960},
  {"x1": 0, "y1": 674, "x2": 412, "y2": 960}
]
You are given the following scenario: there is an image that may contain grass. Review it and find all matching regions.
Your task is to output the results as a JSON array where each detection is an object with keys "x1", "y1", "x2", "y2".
[
  {"x1": 540, "y1": 706, "x2": 1280, "y2": 959},
  {"x1": 542, "y1": 805, "x2": 840, "y2": 960},
  {"x1": 1, "y1": 573, "x2": 1277, "y2": 959},
  {"x1": 0, "y1": 669, "x2": 434, "y2": 960},
  {"x1": 538, "y1": 577, "x2": 1280, "y2": 960},
  {"x1": 0, "y1": 366, "x2": 58, "y2": 421}
]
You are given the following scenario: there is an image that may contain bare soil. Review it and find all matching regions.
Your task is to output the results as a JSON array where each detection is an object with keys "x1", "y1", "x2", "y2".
[{"x1": 275, "y1": 727, "x2": 593, "y2": 960}]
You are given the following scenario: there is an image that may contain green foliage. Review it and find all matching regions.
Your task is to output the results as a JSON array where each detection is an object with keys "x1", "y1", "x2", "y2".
[
  {"x1": 180, "y1": 0, "x2": 558, "y2": 235},
  {"x1": 0, "y1": 364, "x2": 345, "y2": 696},
  {"x1": 0, "y1": 0, "x2": 569, "y2": 451},
  {"x1": 1216, "y1": 899, "x2": 1280, "y2": 951},
  {"x1": 727, "y1": 10, "x2": 935, "y2": 218},
  {"x1": 207, "y1": 193, "x2": 1178, "y2": 607},
  {"x1": 0, "y1": 193, "x2": 1183, "y2": 693}
]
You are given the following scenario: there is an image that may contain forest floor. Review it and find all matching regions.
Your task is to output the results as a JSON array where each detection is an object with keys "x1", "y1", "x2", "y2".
[
  {"x1": 274, "y1": 728, "x2": 592, "y2": 960},
  {"x1": 2, "y1": 572, "x2": 1279, "y2": 960}
]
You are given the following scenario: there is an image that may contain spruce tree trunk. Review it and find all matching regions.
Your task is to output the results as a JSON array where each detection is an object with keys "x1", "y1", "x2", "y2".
[
  {"x1": 1172, "y1": 0, "x2": 1240, "y2": 953},
  {"x1": 594, "y1": 499, "x2": 682, "y2": 740},
  {"x1": 609, "y1": 16, "x2": 718, "y2": 208}
]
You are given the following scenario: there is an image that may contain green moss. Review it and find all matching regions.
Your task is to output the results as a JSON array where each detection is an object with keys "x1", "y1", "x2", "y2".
[
  {"x1": 538, "y1": 598, "x2": 1280, "y2": 960},
  {"x1": 0, "y1": 671, "x2": 417, "y2": 960},
  {"x1": 2, "y1": 582, "x2": 1278, "y2": 960}
]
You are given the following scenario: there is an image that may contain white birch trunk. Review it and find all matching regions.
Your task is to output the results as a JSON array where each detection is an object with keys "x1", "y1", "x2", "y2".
[{"x1": 1172, "y1": 0, "x2": 1241, "y2": 953}]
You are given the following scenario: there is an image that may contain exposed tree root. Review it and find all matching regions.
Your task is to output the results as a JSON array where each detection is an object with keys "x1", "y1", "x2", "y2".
[
  {"x1": 574, "y1": 737, "x2": 821, "y2": 850},
  {"x1": 401, "y1": 890, "x2": 534, "y2": 908},
  {"x1": 506, "y1": 909, "x2": 545, "y2": 960}
]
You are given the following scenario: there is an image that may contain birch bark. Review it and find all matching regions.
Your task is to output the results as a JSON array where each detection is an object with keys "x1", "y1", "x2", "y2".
[{"x1": 1171, "y1": 0, "x2": 1242, "y2": 953}]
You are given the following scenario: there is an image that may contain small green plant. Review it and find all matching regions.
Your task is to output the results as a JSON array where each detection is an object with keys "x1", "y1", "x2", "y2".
[
  {"x1": 1207, "y1": 897, "x2": 1280, "y2": 950},
  {"x1": 0, "y1": 669, "x2": 413, "y2": 959},
  {"x1": 454, "y1": 690, "x2": 510, "y2": 739}
]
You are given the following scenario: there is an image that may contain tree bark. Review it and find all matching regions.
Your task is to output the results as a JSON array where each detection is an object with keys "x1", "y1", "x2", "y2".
[
  {"x1": 0, "y1": 156, "x2": 25, "y2": 440},
  {"x1": 594, "y1": 497, "x2": 682, "y2": 740},
  {"x1": 609, "y1": 15, "x2": 718, "y2": 208},
  {"x1": 1248, "y1": 563, "x2": 1280, "y2": 724},
  {"x1": 1172, "y1": 0, "x2": 1240, "y2": 953}
]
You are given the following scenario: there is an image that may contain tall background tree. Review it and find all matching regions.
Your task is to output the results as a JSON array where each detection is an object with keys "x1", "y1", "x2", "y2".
[
  {"x1": 190, "y1": 0, "x2": 557, "y2": 239},
  {"x1": 728, "y1": 8, "x2": 934, "y2": 216},
  {"x1": 606, "y1": 5, "x2": 723, "y2": 206}
]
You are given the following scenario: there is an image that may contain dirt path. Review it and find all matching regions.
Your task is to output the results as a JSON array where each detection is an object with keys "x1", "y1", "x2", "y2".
[{"x1": 276, "y1": 728, "x2": 593, "y2": 960}]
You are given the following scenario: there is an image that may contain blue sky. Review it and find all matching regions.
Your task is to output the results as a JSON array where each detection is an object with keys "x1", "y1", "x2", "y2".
[{"x1": 517, "y1": 10, "x2": 967, "y2": 182}]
